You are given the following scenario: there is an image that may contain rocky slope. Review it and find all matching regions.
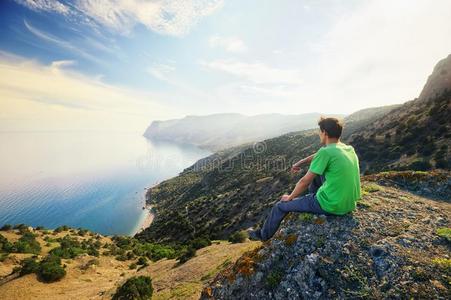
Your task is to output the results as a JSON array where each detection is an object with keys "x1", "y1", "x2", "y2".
[
  {"x1": 201, "y1": 173, "x2": 450, "y2": 299},
  {"x1": 348, "y1": 54, "x2": 451, "y2": 173},
  {"x1": 419, "y1": 54, "x2": 451, "y2": 101},
  {"x1": 143, "y1": 113, "x2": 344, "y2": 151}
]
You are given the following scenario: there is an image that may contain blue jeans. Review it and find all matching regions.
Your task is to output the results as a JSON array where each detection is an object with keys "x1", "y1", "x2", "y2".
[{"x1": 260, "y1": 175, "x2": 330, "y2": 241}]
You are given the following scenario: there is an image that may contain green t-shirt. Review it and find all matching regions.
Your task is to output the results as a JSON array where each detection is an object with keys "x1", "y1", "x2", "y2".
[{"x1": 308, "y1": 142, "x2": 361, "y2": 215}]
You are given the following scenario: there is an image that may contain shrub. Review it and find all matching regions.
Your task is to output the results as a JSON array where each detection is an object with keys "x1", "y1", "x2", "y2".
[
  {"x1": 14, "y1": 232, "x2": 41, "y2": 254},
  {"x1": 228, "y1": 231, "x2": 248, "y2": 243},
  {"x1": 20, "y1": 257, "x2": 40, "y2": 276},
  {"x1": 0, "y1": 253, "x2": 9, "y2": 262},
  {"x1": 266, "y1": 269, "x2": 283, "y2": 288},
  {"x1": 408, "y1": 159, "x2": 432, "y2": 171},
  {"x1": 129, "y1": 263, "x2": 137, "y2": 270},
  {"x1": 0, "y1": 233, "x2": 13, "y2": 253},
  {"x1": 77, "y1": 228, "x2": 89, "y2": 236},
  {"x1": 54, "y1": 225, "x2": 70, "y2": 233},
  {"x1": 176, "y1": 246, "x2": 196, "y2": 264},
  {"x1": 0, "y1": 224, "x2": 12, "y2": 231},
  {"x1": 50, "y1": 235, "x2": 85, "y2": 259},
  {"x1": 190, "y1": 237, "x2": 212, "y2": 249},
  {"x1": 38, "y1": 255, "x2": 66, "y2": 282},
  {"x1": 13, "y1": 224, "x2": 28, "y2": 230},
  {"x1": 112, "y1": 276, "x2": 153, "y2": 300},
  {"x1": 137, "y1": 256, "x2": 147, "y2": 265}
]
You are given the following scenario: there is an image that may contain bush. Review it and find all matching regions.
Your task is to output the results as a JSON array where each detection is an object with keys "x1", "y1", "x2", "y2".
[
  {"x1": 77, "y1": 228, "x2": 89, "y2": 236},
  {"x1": 112, "y1": 276, "x2": 153, "y2": 300},
  {"x1": 54, "y1": 225, "x2": 70, "y2": 233},
  {"x1": 13, "y1": 224, "x2": 28, "y2": 230},
  {"x1": 408, "y1": 159, "x2": 432, "y2": 171},
  {"x1": 50, "y1": 235, "x2": 85, "y2": 259},
  {"x1": 228, "y1": 231, "x2": 248, "y2": 243},
  {"x1": 137, "y1": 256, "x2": 148, "y2": 265},
  {"x1": 176, "y1": 247, "x2": 196, "y2": 264},
  {"x1": 0, "y1": 233, "x2": 13, "y2": 253},
  {"x1": 0, "y1": 253, "x2": 8, "y2": 262},
  {"x1": 0, "y1": 224, "x2": 12, "y2": 231},
  {"x1": 13, "y1": 232, "x2": 41, "y2": 254},
  {"x1": 20, "y1": 257, "x2": 40, "y2": 276},
  {"x1": 190, "y1": 237, "x2": 212, "y2": 250},
  {"x1": 38, "y1": 255, "x2": 66, "y2": 282}
]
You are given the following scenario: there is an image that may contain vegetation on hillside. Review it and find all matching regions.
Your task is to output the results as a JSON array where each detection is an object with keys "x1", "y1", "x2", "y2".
[
  {"x1": 137, "y1": 83, "x2": 450, "y2": 247},
  {"x1": 349, "y1": 89, "x2": 451, "y2": 172},
  {"x1": 112, "y1": 276, "x2": 153, "y2": 300}
]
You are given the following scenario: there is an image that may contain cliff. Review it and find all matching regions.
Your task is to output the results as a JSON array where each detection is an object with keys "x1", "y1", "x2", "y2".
[{"x1": 201, "y1": 171, "x2": 450, "y2": 299}]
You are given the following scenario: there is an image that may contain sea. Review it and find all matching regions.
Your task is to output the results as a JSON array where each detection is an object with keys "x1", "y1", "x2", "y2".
[{"x1": 0, "y1": 131, "x2": 210, "y2": 236}]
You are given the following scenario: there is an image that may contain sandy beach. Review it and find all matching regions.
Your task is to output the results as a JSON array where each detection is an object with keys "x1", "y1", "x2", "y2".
[{"x1": 136, "y1": 205, "x2": 155, "y2": 234}]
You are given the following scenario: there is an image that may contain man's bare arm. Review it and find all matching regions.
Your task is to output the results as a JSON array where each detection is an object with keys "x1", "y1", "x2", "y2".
[
  {"x1": 291, "y1": 153, "x2": 316, "y2": 172},
  {"x1": 281, "y1": 171, "x2": 317, "y2": 201}
]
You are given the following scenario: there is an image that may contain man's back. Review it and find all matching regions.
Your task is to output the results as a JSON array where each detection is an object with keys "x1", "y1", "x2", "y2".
[{"x1": 309, "y1": 142, "x2": 361, "y2": 215}]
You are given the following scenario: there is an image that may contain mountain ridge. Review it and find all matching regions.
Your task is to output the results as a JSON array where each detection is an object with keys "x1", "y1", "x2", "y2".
[{"x1": 143, "y1": 112, "x2": 345, "y2": 151}]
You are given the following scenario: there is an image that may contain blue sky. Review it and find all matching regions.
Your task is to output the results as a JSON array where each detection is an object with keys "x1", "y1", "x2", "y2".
[{"x1": 1, "y1": 0, "x2": 451, "y2": 132}]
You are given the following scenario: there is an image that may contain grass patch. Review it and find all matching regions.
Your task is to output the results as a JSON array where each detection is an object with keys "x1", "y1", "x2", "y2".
[
  {"x1": 228, "y1": 231, "x2": 248, "y2": 243},
  {"x1": 436, "y1": 228, "x2": 451, "y2": 241},
  {"x1": 432, "y1": 258, "x2": 451, "y2": 273},
  {"x1": 154, "y1": 282, "x2": 201, "y2": 300},
  {"x1": 362, "y1": 183, "x2": 381, "y2": 193},
  {"x1": 265, "y1": 269, "x2": 283, "y2": 289},
  {"x1": 201, "y1": 258, "x2": 232, "y2": 281},
  {"x1": 298, "y1": 213, "x2": 314, "y2": 223}
]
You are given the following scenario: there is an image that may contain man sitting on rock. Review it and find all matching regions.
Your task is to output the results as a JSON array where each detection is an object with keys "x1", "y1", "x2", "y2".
[{"x1": 249, "y1": 117, "x2": 361, "y2": 241}]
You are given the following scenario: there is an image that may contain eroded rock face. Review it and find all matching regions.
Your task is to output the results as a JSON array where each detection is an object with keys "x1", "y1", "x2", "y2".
[
  {"x1": 419, "y1": 54, "x2": 451, "y2": 101},
  {"x1": 201, "y1": 176, "x2": 450, "y2": 299}
]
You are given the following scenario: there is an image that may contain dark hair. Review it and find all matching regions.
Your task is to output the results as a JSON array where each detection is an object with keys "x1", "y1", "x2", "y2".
[{"x1": 318, "y1": 117, "x2": 343, "y2": 139}]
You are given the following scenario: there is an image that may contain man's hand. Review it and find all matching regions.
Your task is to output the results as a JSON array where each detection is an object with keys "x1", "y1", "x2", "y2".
[
  {"x1": 280, "y1": 194, "x2": 292, "y2": 202},
  {"x1": 290, "y1": 165, "x2": 301, "y2": 173}
]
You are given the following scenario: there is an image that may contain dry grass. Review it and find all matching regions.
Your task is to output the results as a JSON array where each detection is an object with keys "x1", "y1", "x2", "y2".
[{"x1": 0, "y1": 230, "x2": 260, "y2": 300}]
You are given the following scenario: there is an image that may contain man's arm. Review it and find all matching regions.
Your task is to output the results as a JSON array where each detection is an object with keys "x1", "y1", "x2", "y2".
[
  {"x1": 291, "y1": 153, "x2": 316, "y2": 172},
  {"x1": 281, "y1": 171, "x2": 317, "y2": 201}
]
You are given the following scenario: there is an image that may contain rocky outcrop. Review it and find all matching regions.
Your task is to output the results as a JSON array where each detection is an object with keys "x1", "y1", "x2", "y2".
[
  {"x1": 201, "y1": 175, "x2": 450, "y2": 299},
  {"x1": 419, "y1": 54, "x2": 451, "y2": 101}
]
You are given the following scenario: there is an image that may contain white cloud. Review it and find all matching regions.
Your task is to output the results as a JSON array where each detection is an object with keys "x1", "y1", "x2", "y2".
[
  {"x1": 201, "y1": 59, "x2": 303, "y2": 85},
  {"x1": 16, "y1": 0, "x2": 224, "y2": 36},
  {"x1": 0, "y1": 52, "x2": 176, "y2": 132},
  {"x1": 15, "y1": 0, "x2": 70, "y2": 15},
  {"x1": 24, "y1": 19, "x2": 104, "y2": 65},
  {"x1": 147, "y1": 63, "x2": 176, "y2": 82},
  {"x1": 209, "y1": 35, "x2": 247, "y2": 53},
  {"x1": 50, "y1": 60, "x2": 76, "y2": 69}
]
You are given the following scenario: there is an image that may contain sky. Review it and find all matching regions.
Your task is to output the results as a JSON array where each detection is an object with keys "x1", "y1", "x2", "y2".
[{"x1": 0, "y1": 0, "x2": 450, "y2": 132}]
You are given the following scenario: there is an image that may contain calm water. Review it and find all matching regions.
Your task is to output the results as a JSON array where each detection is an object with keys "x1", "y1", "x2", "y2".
[{"x1": 0, "y1": 132, "x2": 210, "y2": 236}]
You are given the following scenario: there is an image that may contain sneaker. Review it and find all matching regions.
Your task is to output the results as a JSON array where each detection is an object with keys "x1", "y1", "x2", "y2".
[{"x1": 248, "y1": 229, "x2": 263, "y2": 241}]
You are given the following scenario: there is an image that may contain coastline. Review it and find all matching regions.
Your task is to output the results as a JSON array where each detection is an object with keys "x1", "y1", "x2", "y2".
[{"x1": 136, "y1": 204, "x2": 155, "y2": 234}]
